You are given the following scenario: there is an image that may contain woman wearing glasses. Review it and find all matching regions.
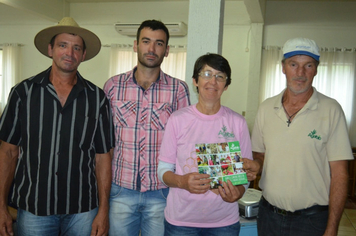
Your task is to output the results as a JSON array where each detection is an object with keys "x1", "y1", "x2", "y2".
[{"x1": 158, "y1": 53, "x2": 253, "y2": 236}]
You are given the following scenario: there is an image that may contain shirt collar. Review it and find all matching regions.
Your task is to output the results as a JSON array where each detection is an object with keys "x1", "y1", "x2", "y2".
[
  {"x1": 274, "y1": 87, "x2": 319, "y2": 111},
  {"x1": 127, "y1": 66, "x2": 168, "y2": 85},
  {"x1": 31, "y1": 66, "x2": 93, "y2": 91}
]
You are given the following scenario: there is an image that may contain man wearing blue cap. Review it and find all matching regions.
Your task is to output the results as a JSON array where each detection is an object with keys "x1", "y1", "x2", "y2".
[{"x1": 245, "y1": 38, "x2": 353, "y2": 235}]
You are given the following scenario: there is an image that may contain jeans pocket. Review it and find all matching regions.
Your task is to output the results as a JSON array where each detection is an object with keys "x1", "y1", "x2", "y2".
[
  {"x1": 160, "y1": 188, "x2": 169, "y2": 200},
  {"x1": 307, "y1": 211, "x2": 328, "y2": 232},
  {"x1": 110, "y1": 183, "x2": 123, "y2": 198}
]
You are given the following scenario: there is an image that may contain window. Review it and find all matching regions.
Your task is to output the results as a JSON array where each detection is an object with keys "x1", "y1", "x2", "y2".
[
  {"x1": 314, "y1": 57, "x2": 355, "y2": 124},
  {"x1": 0, "y1": 49, "x2": 2, "y2": 80},
  {"x1": 0, "y1": 44, "x2": 22, "y2": 113}
]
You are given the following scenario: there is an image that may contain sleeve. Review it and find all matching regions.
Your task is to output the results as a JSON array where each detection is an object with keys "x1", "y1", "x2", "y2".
[
  {"x1": 103, "y1": 78, "x2": 113, "y2": 100},
  {"x1": 326, "y1": 102, "x2": 353, "y2": 161},
  {"x1": 251, "y1": 107, "x2": 266, "y2": 153},
  {"x1": 94, "y1": 93, "x2": 115, "y2": 154},
  {"x1": 157, "y1": 160, "x2": 176, "y2": 186},
  {"x1": 158, "y1": 115, "x2": 178, "y2": 164},
  {"x1": 176, "y1": 81, "x2": 191, "y2": 109},
  {"x1": 0, "y1": 86, "x2": 22, "y2": 146},
  {"x1": 239, "y1": 118, "x2": 253, "y2": 160}
]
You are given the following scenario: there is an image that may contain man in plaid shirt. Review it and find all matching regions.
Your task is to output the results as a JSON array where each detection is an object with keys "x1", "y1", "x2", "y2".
[{"x1": 104, "y1": 20, "x2": 190, "y2": 236}]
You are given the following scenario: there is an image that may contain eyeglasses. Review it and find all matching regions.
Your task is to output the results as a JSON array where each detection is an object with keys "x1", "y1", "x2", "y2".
[{"x1": 199, "y1": 70, "x2": 227, "y2": 82}]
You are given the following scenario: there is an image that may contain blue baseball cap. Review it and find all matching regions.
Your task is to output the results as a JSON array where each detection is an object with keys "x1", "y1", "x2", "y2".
[{"x1": 283, "y1": 37, "x2": 320, "y2": 61}]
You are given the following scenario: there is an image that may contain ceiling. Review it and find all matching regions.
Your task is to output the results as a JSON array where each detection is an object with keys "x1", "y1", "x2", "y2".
[
  {"x1": 0, "y1": 0, "x2": 242, "y2": 25},
  {"x1": 1, "y1": 0, "x2": 356, "y2": 26}
]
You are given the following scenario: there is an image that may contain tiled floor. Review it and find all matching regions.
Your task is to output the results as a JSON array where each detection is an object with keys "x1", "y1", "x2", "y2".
[
  {"x1": 338, "y1": 209, "x2": 356, "y2": 235},
  {"x1": 338, "y1": 194, "x2": 356, "y2": 235}
]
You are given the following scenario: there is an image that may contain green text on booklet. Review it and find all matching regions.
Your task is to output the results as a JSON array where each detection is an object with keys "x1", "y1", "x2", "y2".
[{"x1": 196, "y1": 141, "x2": 248, "y2": 188}]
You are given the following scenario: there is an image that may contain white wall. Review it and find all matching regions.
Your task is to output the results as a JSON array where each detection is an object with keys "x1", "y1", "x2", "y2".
[
  {"x1": 1, "y1": 1, "x2": 356, "y2": 118},
  {"x1": 0, "y1": 1, "x2": 251, "y2": 115},
  {"x1": 263, "y1": 2, "x2": 356, "y2": 48},
  {"x1": 221, "y1": 25, "x2": 251, "y2": 115}
]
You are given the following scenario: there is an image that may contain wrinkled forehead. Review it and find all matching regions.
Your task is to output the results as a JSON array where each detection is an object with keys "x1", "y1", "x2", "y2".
[{"x1": 52, "y1": 33, "x2": 85, "y2": 46}]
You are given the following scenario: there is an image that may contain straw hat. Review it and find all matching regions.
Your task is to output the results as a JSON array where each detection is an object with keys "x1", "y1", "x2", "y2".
[{"x1": 34, "y1": 17, "x2": 101, "y2": 61}]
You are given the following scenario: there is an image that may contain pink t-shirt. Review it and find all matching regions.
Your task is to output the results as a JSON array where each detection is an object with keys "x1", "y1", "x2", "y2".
[{"x1": 158, "y1": 105, "x2": 253, "y2": 228}]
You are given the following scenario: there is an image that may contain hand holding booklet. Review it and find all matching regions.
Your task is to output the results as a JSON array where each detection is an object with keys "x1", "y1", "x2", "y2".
[{"x1": 196, "y1": 141, "x2": 248, "y2": 189}]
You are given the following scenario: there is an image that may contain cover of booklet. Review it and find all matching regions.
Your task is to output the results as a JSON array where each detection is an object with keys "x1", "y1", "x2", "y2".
[{"x1": 196, "y1": 141, "x2": 248, "y2": 189}]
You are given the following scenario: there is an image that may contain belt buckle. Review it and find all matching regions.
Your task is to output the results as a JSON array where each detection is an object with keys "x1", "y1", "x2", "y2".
[{"x1": 274, "y1": 207, "x2": 288, "y2": 216}]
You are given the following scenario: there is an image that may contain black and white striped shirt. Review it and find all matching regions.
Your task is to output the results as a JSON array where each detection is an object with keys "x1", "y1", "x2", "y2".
[{"x1": 0, "y1": 67, "x2": 114, "y2": 216}]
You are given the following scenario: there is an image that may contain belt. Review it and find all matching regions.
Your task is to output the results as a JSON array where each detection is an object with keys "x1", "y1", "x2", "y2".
[{"x1": 261, "y1": 196, "x2": 328, "y2": 216}]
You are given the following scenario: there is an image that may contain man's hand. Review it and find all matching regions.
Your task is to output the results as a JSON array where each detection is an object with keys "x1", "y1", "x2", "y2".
[
  {"x1": 218, "y1": 180, "x2": 245, "y2": 203},
  {"x1": 0, "y1": 207, "x2": 13, "y2": 236},
  {"x1": 0, "y1": 141, "x2": 19, "y2": 236},
  {"x1": 243, "y1": 158, "x2": 261, "y2": 181},
  {"x1": 178, "y1": 173, "x2": 211, "y2": 194},
  {"x1": 90, "y1": 210, "x2": 109, "y2": 236}
]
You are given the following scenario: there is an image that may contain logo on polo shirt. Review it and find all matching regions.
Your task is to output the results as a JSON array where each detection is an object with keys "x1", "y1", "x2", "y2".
[
  {"x1": 218, "y1": 125, "x2": 235, "y2": 139},
  {"x1": 308, "y1": 129, "x2": 321, "y2": 140}
]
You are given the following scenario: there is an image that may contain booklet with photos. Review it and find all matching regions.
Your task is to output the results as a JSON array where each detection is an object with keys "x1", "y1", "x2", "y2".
[{"x1": 196, "y1": 141, "x2": 248, "y2": 189}]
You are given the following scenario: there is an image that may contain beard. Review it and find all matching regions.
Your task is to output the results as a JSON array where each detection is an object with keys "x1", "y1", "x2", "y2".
[
  {"x1": 137, "y1": 52, "x2": 165, "y2": 69},
  {"x1": 287, "y1": 77, "x2": 312, "y2": 95}
]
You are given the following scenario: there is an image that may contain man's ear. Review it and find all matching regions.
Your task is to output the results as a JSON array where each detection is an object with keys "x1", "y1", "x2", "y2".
[
  {"x1": 165, "y1": 45, "x2": 170, "y2": 57},
  {"x1": 47, "y1": 44, "x2": 53, "y2": 58},
  {"x1": 133, "y1": 40, "x2": 138, "y2": 52},
  {"x1": 81, "y1": 49, "x2": 86, "y2": 62},
  {"x1": 282, "y1": 64, "x2": 286, "y2": 75}
]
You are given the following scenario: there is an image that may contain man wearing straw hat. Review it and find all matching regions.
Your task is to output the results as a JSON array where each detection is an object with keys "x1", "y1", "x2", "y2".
[{"x1": 0, "y1": 17, "x2": 113, "y2": 236}]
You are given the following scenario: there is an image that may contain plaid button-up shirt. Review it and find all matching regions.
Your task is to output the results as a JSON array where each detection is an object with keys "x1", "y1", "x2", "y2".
[{"x1": 104, "y1": 67, "x2": 190, "y2": 192}]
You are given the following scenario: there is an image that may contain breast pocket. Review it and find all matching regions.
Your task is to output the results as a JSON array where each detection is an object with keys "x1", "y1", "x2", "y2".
[
  {"x1": 111, "y1": 100, "x2": 137, "y2": 128},
  {"x1": 150, "y1": 103, "x2": 173, "y2": 130}
]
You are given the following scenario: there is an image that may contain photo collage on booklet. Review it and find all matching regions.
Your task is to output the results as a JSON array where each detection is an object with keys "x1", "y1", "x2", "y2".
[{"x1": 196, "y1": 141, "x2": 248, "y2": 189}]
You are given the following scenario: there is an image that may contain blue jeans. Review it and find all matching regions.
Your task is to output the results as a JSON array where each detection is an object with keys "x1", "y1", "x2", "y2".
[
  {"x1": 257, "y1": 199, "x2": 328, "y2": 236},
  {"x1": 108, "y1": 184, "x2": 169, "y2": 236},
  {"x1": 17, "y1": 207, "x2": 98, "y2": 236},
  {"x1": 164, "y1": 219, "x2": 240, "y2": 236}
]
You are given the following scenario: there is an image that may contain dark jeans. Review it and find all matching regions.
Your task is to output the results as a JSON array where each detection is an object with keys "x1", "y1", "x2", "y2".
[{"x1": 257, "y1": 198, "x2": 328, "y2": 236}]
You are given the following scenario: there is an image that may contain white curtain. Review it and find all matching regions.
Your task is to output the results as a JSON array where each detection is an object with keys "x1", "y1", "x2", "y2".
[
  {"x1": 0, "y1": 44, "x2": 22, "y2": 113},
  {"x1": 108, "y1": 44, "x2": 137, "y2": 78},
  {"x1": 260, "y1": 47, "x2": 356, "y2": 146},
  {"x1": 108, "y1": 44, "x2": 187, "y2": 81},
  {"x1": 160, "y1": 46, "x2": 187, "y2": 81},
  {"x1": 259, "y1": 46, "x2": 284, "y2": 103}
]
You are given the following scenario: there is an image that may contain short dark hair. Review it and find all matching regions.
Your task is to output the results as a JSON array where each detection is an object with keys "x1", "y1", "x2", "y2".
[
  {"x1": 192, "y1": 53, "x2": 232, "y2": 93},
  {"x1": 49, "y1": 34, "x2": 86, "y2": 52},
  {"x1": 136, "y1": 20, "x2": 170, "y2": 46}
]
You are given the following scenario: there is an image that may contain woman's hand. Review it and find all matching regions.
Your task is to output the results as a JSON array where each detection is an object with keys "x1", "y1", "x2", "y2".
[
  {"x1": 218, "y1": 180, "x2": 245, "y2": 202},
  {"x1": 178, "y1": 173, "x2": 211, "y2": 194}
]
